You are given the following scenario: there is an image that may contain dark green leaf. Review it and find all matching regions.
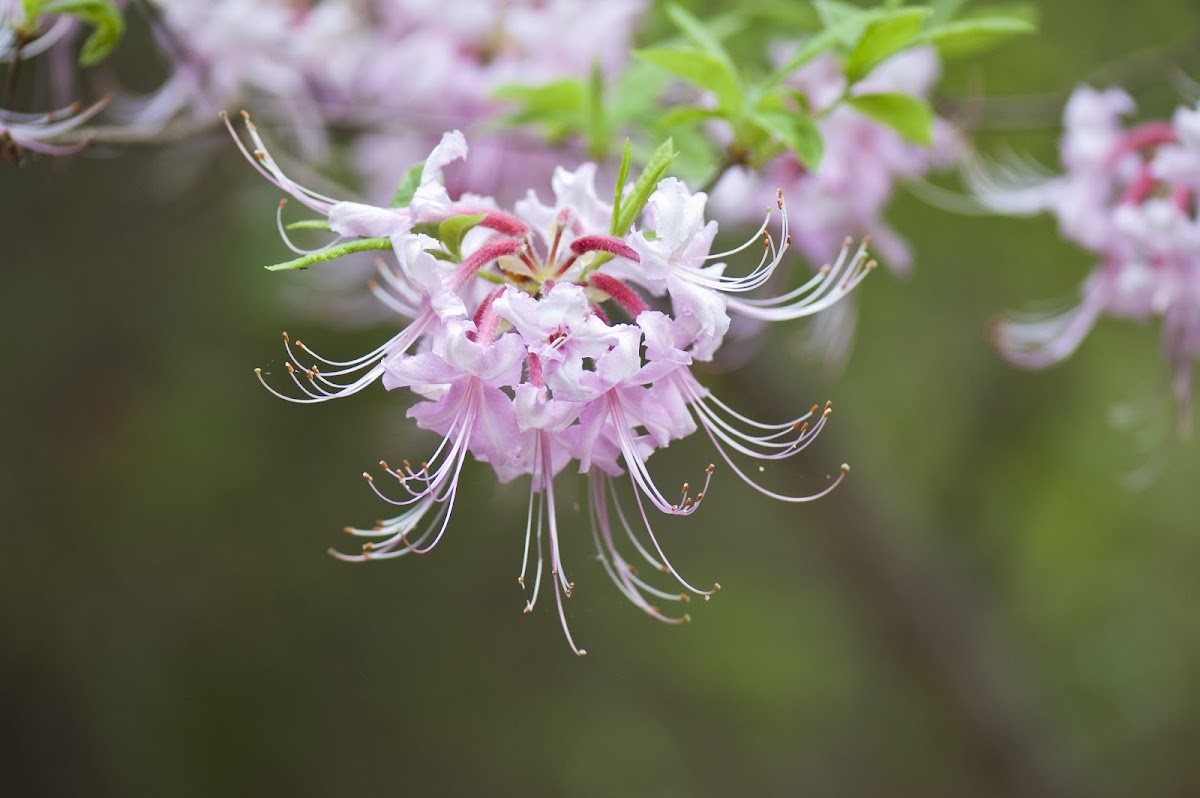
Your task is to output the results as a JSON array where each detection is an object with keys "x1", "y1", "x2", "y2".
[
  {"x1": 390, "y1": 161, "x2": 424, "y2": 208},
  {"x1": 847, "y1": 92, "x2": 933, "y2": 146}
]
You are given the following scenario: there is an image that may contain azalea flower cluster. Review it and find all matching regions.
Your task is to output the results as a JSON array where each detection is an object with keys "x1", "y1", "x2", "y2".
[
  {"x1": 229, "y1": 113, "x2": 873, "y2": 652},
  {"x1": 974, "y1": 86, "x2": 1200, "y2": 427},
  {"x1": 0, "y1": 3, "x2": 106, "y2": 162}
]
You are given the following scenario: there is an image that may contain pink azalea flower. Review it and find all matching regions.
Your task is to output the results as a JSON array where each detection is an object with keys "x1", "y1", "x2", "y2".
[
  {"x1": 234, "y1": 117, "x2": 870, "y2": 653},
  {"x1": 976, "y1": 87, "x2": 1200, "y2": 429}
]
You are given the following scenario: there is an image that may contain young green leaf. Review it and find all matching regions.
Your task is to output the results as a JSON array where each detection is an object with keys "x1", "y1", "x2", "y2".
[
  {"x1": 655, "y1": 106, "x2": 725, "y2": 129},
  {"x1": 919, "y1": 16, "x2": 1036, "y2": 59},
  {"x1": 44, "y1": 0, "x2": 125, "y2": 66},
  {"x1": 844, "y1": 7, "x2": 933, "y2": 83},
  {"x1": 612, "y1": 139, "x2": 678, "y2": 237},
  {"x1": 750, "y1": 110, "x2": 824, "y2": 169},
  {"x1": 585, "y1": 61, "x2": 608, "y2": 158},
  {"x1": 847, "y1": 92, "x2": 933, "y2": 146},
  {"x1": 266, "y1": 238, "x2": 393, "y2": 272},
  {"x1": 665, "y1": 3, "x2": 736, "y2": 70},
  {"x1": 438, "y1": 213, "x2": 488, "y2": 261},
  {"x1": 812, "y1": 0, "x2": 867, "y2": 29},
  {"x1": 635, "y1": 47, "x2": 742, "y2": 114},
  {"x1": 285, "y1": 219, "x2": 333, "y2": 232},
  {"x1": 494, "y1": 80, "x2": 586, "y2": 128},
  {"x1": 391, "y1": 161, "x2": 425, "y2": 208},
  {"x1": 611, "y1": 139, "x2": 633, "y2": 236}
]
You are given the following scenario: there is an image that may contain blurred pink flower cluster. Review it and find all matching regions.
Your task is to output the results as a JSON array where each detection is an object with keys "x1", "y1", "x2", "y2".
[
  {"x1": 136, "y1": 0, "x2": 644, "y2": 200},
  {"x1": 232, "y1": 115, "x2": 871, "y2": 652},
  {"x1": 976, "y1": 86, "x2": 1200, "y2": 423},
  {"x1": 712, "y1": 46, "x2": 961, "y2": 274}
]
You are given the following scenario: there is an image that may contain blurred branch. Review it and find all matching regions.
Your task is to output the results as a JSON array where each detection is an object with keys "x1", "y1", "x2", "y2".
[{"x1": 741, "y1": 359, "x2": 1093, "y2": 798}]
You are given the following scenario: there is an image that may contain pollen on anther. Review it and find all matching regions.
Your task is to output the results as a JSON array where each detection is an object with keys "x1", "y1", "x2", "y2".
[
  {"x1": 285, "y1": 362, "x2": 295, "y2": 374},
  {"x1": 679, "y1": 593, "x2": 691, "y2": 602},
  {"x1": 282, "y1": 331, "x2": 290, "y2": 342},
  {"x1": 705, "y1": 464, "x2": 715, "y2": 474},
  {"x1": 841, "y1": 463, "x2": 851, "y2": 473},
  {"x1": 278, "y1": 199, "x2": 287, "y2": 210},
  {"x1": 342, "y1": 526, "x2": 354, "y2": 534},
  {"x1": 362, "y1": 472, "x2": 373, "y2": 481},
  {"x1": 379, "y1": 460, "x2": 390, "y2": 470},
  {"x1": 362, "y1": 542, "x2": 374, "y2": 552}
]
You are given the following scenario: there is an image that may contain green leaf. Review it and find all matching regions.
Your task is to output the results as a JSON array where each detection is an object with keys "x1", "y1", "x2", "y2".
[
  {"x1": 611, "y1": 139, "x2": 633, "y2": 236},
  {"x1": 44, "y1": 0, "x2": 124, "y2": 66},
  {"x1": 845, "y1": 7, "x2": 933, "y2": 83},
  {"x1": 765, "y1": 10, "x2": 868, "y2": 87},
  {"x1": 847, "y1": 92, "x2": 933, "y2": 146},
  {"x1": 751, "y1": 110, "x2": 824, "y2": 169},
  {"x1": 919, "y1": 16, "x2": 1036, "y2": 59},
  {"x1": 584, "y1": 61, "x2": 607, "y2": 158},
  {"x1": 438, "y1": 213, "x2": 488, "y2": 261},
  {"x1": 613, "y1": 139, "x2": 678, "y2": 238},
  {"x1": 812, "y1": 0, "x2": 867, "y2": 29},
  {"x1": 655, "y1": 106, "x2": 725, "y2": 129},
  {"x1": 390, "y1": 161, "x2": 424, "y2": 208},
  {"x1": 266, "y1": 238, "x2": 393, "y2": 272},
  {"x1": 285, "y1": 220, "x2": 333, "y2": 232},
  {"x1": 21, "y1": 0, "x2": 47, "y2": 21},
  {"x1": 928, "y1": 0, "x2": 969, "y2": 24},
  {"x1": 665, "y1": 3, "x2": 736, "y2": 70},
  {"x1": 494, "y1": 80, "x2": 585, "y2": 129},
  {"x1": 635, "y1": 47, "x2": 742, "y2": 113}
]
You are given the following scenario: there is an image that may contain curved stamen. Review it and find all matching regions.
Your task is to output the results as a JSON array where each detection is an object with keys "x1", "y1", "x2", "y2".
[{"x1": 726, "y1": 238, "x2": 874, "y2": 320}]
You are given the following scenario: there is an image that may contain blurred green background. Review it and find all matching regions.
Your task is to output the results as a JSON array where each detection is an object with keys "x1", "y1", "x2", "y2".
[{"x1": 5, "y1": 2, "x2": 1200, "y2": 796}]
